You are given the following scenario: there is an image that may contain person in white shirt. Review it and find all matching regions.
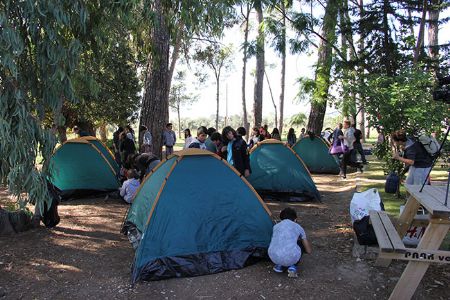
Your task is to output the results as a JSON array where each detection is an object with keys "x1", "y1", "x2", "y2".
[
  {"x1": 340, "y1": 120, "x2": 355, "y2": 179},
  {"x1": 183, "y1": 129, "x2": 195, "y2": 149},
  {"x1": 119, "y1": 169, "x2": 140, "y2": 204},
  {"x1": 268, "y1": 208, "x2": 312, "y2": 278}
]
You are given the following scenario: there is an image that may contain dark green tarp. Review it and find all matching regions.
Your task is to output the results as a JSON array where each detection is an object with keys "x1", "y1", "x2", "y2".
[
  {"x1": 49, "y1": 138, "x2": 119, "y2": 198},
  {"x1": 128, "y1": 150, "x2": 273, "y2": 282},
  {"x1": 292, "y1": 136, "x2": 340, "y2": 175},
  {"x1": 248, "y1": 140, "x2": 320, "y2": 201}
]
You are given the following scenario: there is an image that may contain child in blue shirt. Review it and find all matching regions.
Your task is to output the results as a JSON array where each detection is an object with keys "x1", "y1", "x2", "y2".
[{"x1": 268, "y1": 208, "x2": 312, "y2": 277}]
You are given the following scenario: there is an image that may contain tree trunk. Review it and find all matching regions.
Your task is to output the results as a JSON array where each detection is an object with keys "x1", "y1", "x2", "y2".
[
  {"x1": 278, "y1": 1, "x2": 286, "y2": 135},
  {"x1": 382, "y1": 0, "x2": 394, "y2": 76},
  {"x1": 413, "y1": 0, "x2": 428, "y2": 65},
  {"x1": 428, "y1": 0, "x2": 440, "y2": 74},
  {"x1": 216, "y1": 75, "x2": 220, "y2": 130},
  {"x1": 241, "y1": 4, "x2": 251, "y2": 139},
  {"x1": 359, "y1": 0, "x2": 369, "y2": 140},
  {"x1": 177, "y1": 104, "x2": 181, "y2": 139},
  {"x1": 265, "y1": 71, "x2": 277, "y2": 128},
  {"x1": 99, "y1": 123, "x2": 107, "y2": 142},
  {"x1": 57, "y1": 126, "x2": 67, "y2": 143},
  {"x1": 307, "y1": 0, "x2": 339, "y2": 135},
  {"x1": 139, "y1": 0, "x2": 170, "y2": 160},
  {"x1": 253, "y1": 2, "x2": 264, "y2": 128}
]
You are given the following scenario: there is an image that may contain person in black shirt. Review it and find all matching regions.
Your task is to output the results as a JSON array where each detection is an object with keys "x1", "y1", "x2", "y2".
[
  {"x1": 391, "y1": 130, "x2": 432, "y2": 185},
  {"x1": 352, "y1": 124, "x2": 367, "y2": 164}
]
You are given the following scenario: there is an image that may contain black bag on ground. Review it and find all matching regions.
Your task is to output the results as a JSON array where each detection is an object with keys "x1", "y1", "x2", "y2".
[
  {"x1": 385, "y1": 172, "x2": 400, "y2": 194},
  {"x1": 353, "y1": 216, "x2": 377, "y2": 245},
  {"x1": 42, "y1": 181, "x2": 61, "y2": 228}
]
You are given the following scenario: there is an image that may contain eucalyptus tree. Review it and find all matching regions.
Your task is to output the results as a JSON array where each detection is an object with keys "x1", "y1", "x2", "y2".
[
  {"x1": 137, "y1": 0, "x2": 237, "y2": 158},
  {"x1": 194, "y1": 44, "x2": 234, "y2": 130},
  {"x1": 239, "y1": 1, "x2": 252, "y2": 137},
  {"x1": 306, "y1": 0, "x2": 340, "y2": 135},
  {"x1": 265, "y1": 1, "x2": 292, "y2": 135},
  {"x1": 0, "y1": 1, "x2": 87, "y2": 209},
  {"x1": 253, "y1": 0, "x2": 265, "y2": 128},
  {"x1": 169, "y1": 71, "x2": 198, "y2": 138}
]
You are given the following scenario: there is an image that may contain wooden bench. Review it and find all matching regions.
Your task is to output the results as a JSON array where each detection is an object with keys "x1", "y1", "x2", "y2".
[{"x1": 369, "y1": 210, "x2": 406, "y2": 267}]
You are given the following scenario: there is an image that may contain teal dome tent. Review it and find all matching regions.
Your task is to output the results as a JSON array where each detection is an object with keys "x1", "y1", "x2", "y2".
[
  {"x1": 125, "y1": 149, "x2": 273, "y2": 282},
  {"x1": 292, "y1": 135, "x2": 340, "y2": 175},
  {"x1": 49, "y1": 137, "x2": 120, "y2": 199},
  {"x1": 248, "y1": 139, "x2": 320, "y2": 201}
]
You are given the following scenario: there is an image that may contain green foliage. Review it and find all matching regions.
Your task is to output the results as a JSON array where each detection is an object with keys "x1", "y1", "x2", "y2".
[
  {"x1": 363, "y1": 69, "x2": 445, "y2": 135},
  {"x1": 290, "y1": 113, "x2": 307, "y2": 126},
  {"x1": 0, "y1": 0, "x2": 87, "y2": 210},
  {"x1": 363, "y1": 68, "x2": 447, "y2": 173}
]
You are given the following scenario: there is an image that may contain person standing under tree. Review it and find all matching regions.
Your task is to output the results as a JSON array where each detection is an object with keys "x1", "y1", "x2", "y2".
[
  {"x1": 162, "y1": 123, "x2": 176, "y2": 159},
  {"x1": 352, "y1": 124, "x2": 367, "y2": 164},
  {"x1": 140, "y1": 125, "x2": 153, "y2": 154},
  {"x1": 221, "y1": 126, "x2": 251, "y2": 177},
  {"x1": 391, "y1": 130, "x2": 432, "y2": 185}
]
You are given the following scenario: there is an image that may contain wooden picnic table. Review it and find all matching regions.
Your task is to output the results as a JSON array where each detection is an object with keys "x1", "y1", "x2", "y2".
[{"x1": 376, "y1": 184, "x2": 450, "y2": 300}]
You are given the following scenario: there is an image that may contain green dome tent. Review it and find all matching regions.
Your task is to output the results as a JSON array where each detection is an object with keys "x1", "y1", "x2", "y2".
[
  {"x1": 49, "y1": 137, "x2": 120, "y2": 199},
  {"x1": 125, "y1": 149, "x2": 273, "y2": 282},
  {"x1": 292, "y1": 135, "x2": 340, "y2": 175},
  {"x1": 247, "y1": 139, "x2": 320, "y2": 201}
]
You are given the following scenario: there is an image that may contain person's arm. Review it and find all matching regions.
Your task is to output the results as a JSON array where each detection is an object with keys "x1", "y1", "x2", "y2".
[
  {"x1": 241, "y1": 141, "x2": 251, "y2": 177},
  {"x1": 393, "y1": 152, "x2": 414, "y2": 166},
  {"x1": 301, "y1": 239, "x2": 312, "y2": 254}
]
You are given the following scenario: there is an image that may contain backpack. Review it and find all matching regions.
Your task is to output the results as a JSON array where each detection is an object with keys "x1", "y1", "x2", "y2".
[
  {"x1": 418, "y1": 135, "x2": 440, "y2": 157},
  {"x1": 353, "y1": 216, "x2": 378, "y2": 245}
]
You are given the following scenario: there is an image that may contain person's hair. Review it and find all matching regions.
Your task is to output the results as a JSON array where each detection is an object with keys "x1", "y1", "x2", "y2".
[
  {"x1": 197, "y1": 126, "x2": 207, "y2": 137},
  {"x1": 210, "y1": 131, "x2": 222, "y2": 142},
  {"x1": 237, "y1": 127, "x2": 246, "y2": 136},
  {"x1": 166, "y1": 123, "x2": 172, "y2": 128},
  {"x1": 391, "y1": 129, "x2": 407, "y2": 142},
  {"x1": 301, "y1": 127, "x2": 305, "y2": 132},
  {"x1": 222, "y1": 126, "x2": 236, "y2": 143},
  {"x1": 351, "y1": 123, "x2": 356, "y2": 128},
  {"x1": 184, "y1": 128, "x2": 191, "y2": 138},
  {"x1": 280, "y1": 207, "x2": 297, "y2": 221},
  {"x1": 207, "y1": 127, "x2": 216, "y2": 136},
  {"x1": 73, "y1": 126, "x2": 79, "y2": 131},
  {"x1": 127, "y1": 169, "x2": 140, "y2": 180},
  {"x1": 119, "y1": 132, "x2": 127, "y2": 139},
  {"x1": 307, "y1": 131, "x2": 315, "y2": 139},
  {"x1": 126, "y1": 125, "x2": 134, "y2": 132},
  {"x1": 288, "y1": 128, "x2": 295, "y2": 136},
  {"x1": 271, "y1": 128, "x2": 280, "y2": 135},
  {"x1": 139, "y1": 125, "x2": 147, "y2": 132},
  {"x1": 118, "y1": 126, "x2": 124, "y2": 132},
  {"x1": 263, "y1": 124, "x2": 268, "y2": 131}
]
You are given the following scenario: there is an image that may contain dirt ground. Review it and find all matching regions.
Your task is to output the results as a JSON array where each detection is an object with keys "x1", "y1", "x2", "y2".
[{"x1": 1, "y1": 172, "x2": 449, "y2": 300}]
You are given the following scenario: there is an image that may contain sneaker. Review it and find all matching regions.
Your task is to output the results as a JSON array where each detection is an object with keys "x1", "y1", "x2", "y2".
[
  {"x1": 287, "y1": 266, "x2": 298, "y2": 278},
  {"x1": 273, "y1": 265, "x2": 284, "y2": 273}
]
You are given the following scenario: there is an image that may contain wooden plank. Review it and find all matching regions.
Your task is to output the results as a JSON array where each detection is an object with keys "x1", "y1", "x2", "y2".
[
  {"x1": 369, "y1": 210, "x2": 394, "y2": 252},
  {"x1": 389, "y1": 223, "x2": 450, "y2": 300},
  {"x1": 396, "y1": 195, "x2": 421, "y2": 237},
  {"x1": 379, "y1": 249, "x2": 450, "y2": 264},
  {"x1": 378, "y1": 212, "x2": 406, "y2": 253},
  {"x1": 405, "y1": 184, "x2": 450, "y2": 216}
]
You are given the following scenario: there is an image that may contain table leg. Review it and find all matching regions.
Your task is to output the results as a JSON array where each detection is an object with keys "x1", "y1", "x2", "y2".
[
  {"x1": 389, "y1": 222, "x2": 449, "y2": 300},
  {"x1": 396, "y1": 195, "x2": 421, "y2": 237}
]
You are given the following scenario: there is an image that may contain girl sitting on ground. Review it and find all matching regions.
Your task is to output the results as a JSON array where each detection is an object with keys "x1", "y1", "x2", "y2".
[
  {"x1": 268, "y1": 208, "x2": 312, "y2": 278},
  {"x1": 119, "y1": 169, "x2": 140, "y2": 204}
]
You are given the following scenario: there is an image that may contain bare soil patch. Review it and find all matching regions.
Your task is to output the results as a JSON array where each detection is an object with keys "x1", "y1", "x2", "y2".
[{"x1": 1, "y1": 172, "x2": 449, "y2": 300}]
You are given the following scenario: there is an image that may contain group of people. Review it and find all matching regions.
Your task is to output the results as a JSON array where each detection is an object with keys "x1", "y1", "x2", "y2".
[{"x1": 330, "y1": 120, "x2": 368, "y2": 179}]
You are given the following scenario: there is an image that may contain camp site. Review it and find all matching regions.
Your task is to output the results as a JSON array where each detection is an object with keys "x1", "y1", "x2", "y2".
[{"x1": 1, "y1": 1, "x2": 450, "y2": 299}]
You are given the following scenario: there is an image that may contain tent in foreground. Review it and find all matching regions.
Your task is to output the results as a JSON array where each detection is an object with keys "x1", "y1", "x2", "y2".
[
  {"x1": 247, "y1": 139, "x2": 321, "y2": 201},
  {"x1": 126, "y1": 149, "x2": 273, "y2": 282},
  {"x1": 292, "y1": 135, "x2": 340, "y2": 175},
  {"x1": 49, "y1": 137, "x2": 120, "y2": 199}
]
